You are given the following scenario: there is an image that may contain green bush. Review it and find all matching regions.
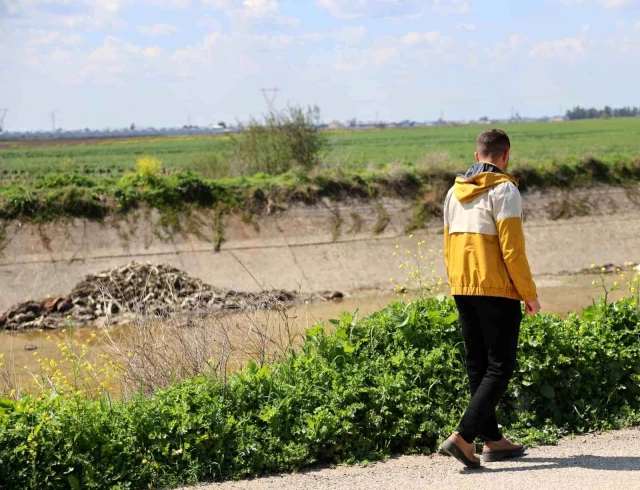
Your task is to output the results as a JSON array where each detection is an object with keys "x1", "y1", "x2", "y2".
[
  {"x1": 1, "y1": 296, "x2": 639, "y2": 489},
  {"x1": 229, "y1": 105, "x2": 327, "y2": 176},
  {"x1": 3, "y1": 153, "x2": 640, "y2": 226}
]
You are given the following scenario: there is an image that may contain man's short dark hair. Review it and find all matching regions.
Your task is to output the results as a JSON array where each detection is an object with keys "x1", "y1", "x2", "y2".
[{"x1": 477, "y1": 129, "x2": 510, "y2": 159}]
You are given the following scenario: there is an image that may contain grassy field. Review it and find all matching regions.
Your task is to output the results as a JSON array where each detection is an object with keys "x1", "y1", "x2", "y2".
[
  {"x1": 2, "y1": 118, "x2": 640, "y2": 181},
  {"x1": 1, "y1": 118, "x2": 640, "y2": 226}
]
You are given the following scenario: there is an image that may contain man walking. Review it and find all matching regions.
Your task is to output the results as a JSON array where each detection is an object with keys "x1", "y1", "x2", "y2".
[{"x1": 440, "y1": 129, "x2": 541, "y2": 468}]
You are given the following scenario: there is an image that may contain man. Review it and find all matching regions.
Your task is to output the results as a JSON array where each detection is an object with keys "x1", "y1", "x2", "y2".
[{"x1": 440, "y1": 129, "x2": 541, "y2": 468}]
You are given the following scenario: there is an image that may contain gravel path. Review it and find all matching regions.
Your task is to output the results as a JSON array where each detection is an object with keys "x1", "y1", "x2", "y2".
[{"x1": 182, "y1": 427, "x2": 640, "y2": 490}]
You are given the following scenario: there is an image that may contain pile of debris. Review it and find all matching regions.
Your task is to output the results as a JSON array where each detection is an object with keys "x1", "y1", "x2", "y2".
[
  {"x1": 0, "y1": 262, "x2": 298, "y2": 331},
  {"x1": 577, "y1": 263, "x2": 639, "y2": 275}
]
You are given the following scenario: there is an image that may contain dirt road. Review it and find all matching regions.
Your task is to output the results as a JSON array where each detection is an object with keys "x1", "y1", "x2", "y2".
[{"x1": 183, "y1": 427, "x2": 640, "y2": 490}]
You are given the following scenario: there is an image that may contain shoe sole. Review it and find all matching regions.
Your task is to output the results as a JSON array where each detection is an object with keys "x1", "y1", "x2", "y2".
[
  {"x1": 440, "y1": 440, "x2": 481, "y2": 469},
  {"x1": 483, "y1": 446, "x2": 527, "y2": 462}
]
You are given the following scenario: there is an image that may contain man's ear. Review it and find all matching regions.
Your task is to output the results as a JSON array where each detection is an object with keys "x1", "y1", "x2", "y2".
[
  {"x1": 503, "y1": 149, "x2": 510, "y2": 163},
  {"x1": 474, "y1": 151, "x2": 481, "y2": 162}
]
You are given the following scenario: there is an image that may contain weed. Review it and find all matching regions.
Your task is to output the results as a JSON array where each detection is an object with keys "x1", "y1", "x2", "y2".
[
  {"x1": 135, "y1": 155, "x2": 163, "y2": 178},
  {"x1": 373, "y1": 201, "x2": 390, "y2": 234},
  {"x1": 391, "y1": 235, "x2": 445, "y2": 300}
]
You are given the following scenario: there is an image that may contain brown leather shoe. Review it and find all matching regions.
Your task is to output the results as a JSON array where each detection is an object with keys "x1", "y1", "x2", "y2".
[
  {"x1": 440, "y1": 432, "x2": 481, "y2": 469},
  {"x1": 482, "y1": 436, "x2": 526, "y2": 462}
]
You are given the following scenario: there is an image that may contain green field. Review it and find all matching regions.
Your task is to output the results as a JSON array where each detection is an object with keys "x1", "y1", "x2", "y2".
[
  {"x1": 2, "y1": 118, "x2": 640, "y2": 181},
  {"x1": 2, "y1": 118, "x2": 640, "y2": 225}
]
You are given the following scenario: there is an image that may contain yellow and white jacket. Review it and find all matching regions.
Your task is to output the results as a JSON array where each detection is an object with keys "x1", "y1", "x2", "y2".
[{"x1": 443, "y1": 163, "x2": 537, "y2": 302}]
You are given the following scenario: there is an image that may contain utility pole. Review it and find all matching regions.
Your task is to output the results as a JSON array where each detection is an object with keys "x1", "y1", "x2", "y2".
[
  {"x1": 0, "y1": 109, "x2": 7, "y2": 132},
  {"x1": 260, "y1": 87, "x2": 280, "y2": 113}
]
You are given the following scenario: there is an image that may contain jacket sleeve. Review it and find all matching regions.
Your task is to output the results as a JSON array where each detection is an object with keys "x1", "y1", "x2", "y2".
[
  {"x1": 443, "y1": 191, "x2": 451, "y2": 272},
  {"x1": 491, "y1": 183, "x2": 537, "y2": 302}
]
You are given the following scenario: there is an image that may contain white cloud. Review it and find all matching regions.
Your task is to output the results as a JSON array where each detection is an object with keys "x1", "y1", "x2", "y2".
[
  {"x1": 149, "y1": 0, "x2": 192, "y2": 7},
  {"x1": 601, "y1": 0, "x2": 631, "y2": 7},
  {"x1": 201, "y1": 0, "x2": 230, "y2": 7},
  {"x1": 169, "y1": 29, "x2": 296, "y2": 79},
  {"x1": 301, "y1": 27, "x2": 367, "y2": 46},
  {"x1": 144, "y1": 46, "x2": 163, "y2": 57},
  {"x1": 137, "y1": 23, "x2": 179, "y2": 36},
  {"x1": 26, "y1": 29, "x2": 84, "y2": 47},
  {"x1": 79, "y1": 35, "x2": 164, "y2": 80},
  {"x1": 530, "y1": 38, "x2": 585, "y2": 60},
  {"x1": 203, "y1": 0, "x2": 278, "y2": 18},
  {"x1": 93, "y1": 0, "x2": 130, "y2": 14},
  {"x1": 3, "y1": 0, "x2": 71, "y2": 13},
  {"x1": 602, "y1": 19, "x2": 640, "y2": 55},
  {"x1": 340, "y1": 26, "x2": 367, "y2": 43},
  {"x1": 456, "y1": 22, "x2": 475, "y2": 31},
  {"x1": 274, "y1": 16, "x2": 300, "y2": 27},
  {"x1": 88, "y1": 36, "x2": 137, "y2": 65},
  {"x1": 330, "y1": 29, "x2": 454, "y2": 74},
  {"x1": 317, "y1": 0, "x2": 470, "y2": 19},
  {"x1": 200, "y1": 0, "x2": 296, "y2": 26},
  {"x1": 371, "y1": 46, "x2": 397, "y2": 65},
  {"x1": 241, "y1": 0, "x2": 278, "y2": 18},
  {"x1": 401, "y1": 31, "x2": 444, "y2": 45},
  {"x1": 50, "y1": 49, "x2": 72, "y2": 62},
  {"x1": 432, "y1": 0, "x2": 470, "y2": 14},
  {"x1": 249, "y1": 33, "x2": 294, "y2": 49},
  {"x1": 487, "y1": 34, "x2": 529, "y2": 64},
  {"x1": 562, "y1": 0, "x2": 632, "y2": 8},
  {"x1": 197, "y1": 14, "x2": 221, "y2": 29}
]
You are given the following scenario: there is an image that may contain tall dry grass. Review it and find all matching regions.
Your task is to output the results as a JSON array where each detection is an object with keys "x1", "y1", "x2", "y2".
[{"x1": 0, "y1": 270, "x2": 305, "y2": 400}]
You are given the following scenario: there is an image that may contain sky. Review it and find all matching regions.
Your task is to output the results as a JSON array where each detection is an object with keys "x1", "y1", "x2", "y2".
[{"x1": 1, "y1": 0, "x2": 640, "y2": 131}]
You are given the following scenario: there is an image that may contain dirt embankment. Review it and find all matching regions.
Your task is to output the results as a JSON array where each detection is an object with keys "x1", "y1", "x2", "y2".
[{"x1": 1, "y1": 185, "x2": 639, "y2": 314}]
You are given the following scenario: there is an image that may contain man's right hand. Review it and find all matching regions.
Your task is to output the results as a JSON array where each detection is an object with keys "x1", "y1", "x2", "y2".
[{"x1": 525, "y1": 299, "x2": 541, "y2": 316}]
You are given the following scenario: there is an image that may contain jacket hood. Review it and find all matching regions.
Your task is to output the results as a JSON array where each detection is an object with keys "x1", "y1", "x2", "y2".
[{"x1": 453, "y1": 163, "x2": 519, "y2": 203}]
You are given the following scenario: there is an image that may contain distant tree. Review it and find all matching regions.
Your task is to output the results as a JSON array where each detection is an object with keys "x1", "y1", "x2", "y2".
[
  {"x1": 130, "y1": 123, "x2": 136, "y2": 131},
  {"x1": 218, "y1": 121, "x2": 227, "y2": 129},
  {"x1": 566, "y1": 105, "x2": 640, "y2": 120}
]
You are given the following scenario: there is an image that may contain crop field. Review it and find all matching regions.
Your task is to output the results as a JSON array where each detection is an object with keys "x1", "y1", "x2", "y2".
[
  {"x1": 2, "y1": 118, "x2": 640, "y2": 181},
  {"x1": 2, "y1": 117, "x2": 640, "y2": 224}
]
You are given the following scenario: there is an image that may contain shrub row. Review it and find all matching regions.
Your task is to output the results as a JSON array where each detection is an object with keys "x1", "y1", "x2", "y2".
[
  {"x1": 2, "y1": 155, "x2": 640, "y2": 225},
  {"x1": 1, "y1": 297, "x2": 639, "y2": 489}
]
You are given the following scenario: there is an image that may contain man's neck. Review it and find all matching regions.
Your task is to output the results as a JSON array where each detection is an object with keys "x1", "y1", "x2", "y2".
[{"x1": 479, "y1": 161, "x2": 506, "y2": 172}]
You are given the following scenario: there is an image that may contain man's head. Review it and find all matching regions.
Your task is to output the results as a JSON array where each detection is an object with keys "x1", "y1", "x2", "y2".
[{"x1": 475, "y1": 129, "x2": 511, "y2": 171}]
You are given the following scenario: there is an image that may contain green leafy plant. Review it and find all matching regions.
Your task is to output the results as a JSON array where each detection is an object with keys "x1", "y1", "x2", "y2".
[
  {"x1": 229, "y1": 105, "x2": 327, "y2": 176},
  {"x1": 1, "y1": 288, "x2": 639, "y2": 489}
]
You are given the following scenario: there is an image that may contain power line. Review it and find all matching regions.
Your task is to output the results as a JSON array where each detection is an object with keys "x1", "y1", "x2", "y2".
[
  {"x1": 0, "y1": 109, "x2": 7, "y2": 132},
  {"x1": 260, "y1": 87, "x2": 280, "y2": 113}
]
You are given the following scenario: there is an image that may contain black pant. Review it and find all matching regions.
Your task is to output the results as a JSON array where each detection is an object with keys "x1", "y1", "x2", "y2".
[{"x1": 453, "y1": 295, "x2": 522, "y2": 444}]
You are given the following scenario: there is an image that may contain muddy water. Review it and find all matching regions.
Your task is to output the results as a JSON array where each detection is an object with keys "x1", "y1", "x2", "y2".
[{"x1": 0, "y1": 273, "x2": 621, "y2": 393}]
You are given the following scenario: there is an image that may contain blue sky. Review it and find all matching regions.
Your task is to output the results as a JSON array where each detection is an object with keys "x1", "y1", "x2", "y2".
[{"x1": 1, "y1": 0, "x2": 640, "y2": 130}]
